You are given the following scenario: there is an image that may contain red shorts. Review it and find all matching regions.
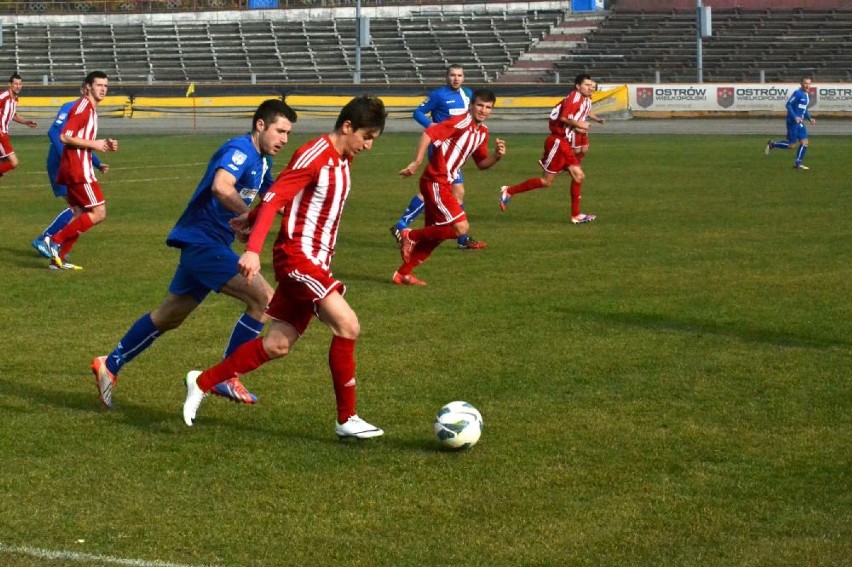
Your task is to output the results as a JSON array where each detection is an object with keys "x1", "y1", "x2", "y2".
[
  {"x1": 267, "y1": 255, "x2": 345, "y2": 335},
  {"x1": 66, "y1": 181, "x2": 105, "y2": 209},
  {"x1": 571, "y1": 132, "x2": 590, "y2": 149},
  {"x1": 0, "y1": 133, "x2": 14, "y2": 158},
  {"x1": 419, "y1": 177, "x2": 466, "y2": 227},
  {"x1": 538, "y1": 135, "x2": 580, "y2": 174}
]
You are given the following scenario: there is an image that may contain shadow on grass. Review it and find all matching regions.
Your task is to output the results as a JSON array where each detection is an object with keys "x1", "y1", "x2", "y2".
[
  {"x1": 0, "y1": 377, "x2": 439, "y2": 452},
  {"x1": 0, "y1": 244, "x2": 50, "y2": 270},
  {"x1": 561, "y1": 307, "x2": 850, "y2": 350}
]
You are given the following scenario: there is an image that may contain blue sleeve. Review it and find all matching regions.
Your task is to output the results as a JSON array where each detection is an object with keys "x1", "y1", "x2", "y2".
[
  {"x1": 413, "y1": 90, "x2": 439, "y2": 129},
  {"x1": 92, "y1": 153, "x2": 102, "y2": 169},
  {"x1": 785, "y1": 93, "x2": 797, "y2": 117}
]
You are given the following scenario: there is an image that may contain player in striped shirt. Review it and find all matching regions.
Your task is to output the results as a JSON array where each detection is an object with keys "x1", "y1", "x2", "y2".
[
  {"x1": 32, "y1": 82, "x2": 108, "y2": 263},
  {"x1": 183, "y1": 96, "x2": 388, "y2": 440},
  {"x1": 42, "y1": 71, "x2": 118, "y2": 270},
  {"x1": 393, "y1": 89, "x2": 506, "y2": 286},
  {"x1": 0, "y1": 73, "x2": 39, "y2": 179},
  {"x1": 499, "y1": 74, "x2": 603, "y2": 224},
  {"x1": 765, "y1": 76, "x2": 816, "y2": 170}
]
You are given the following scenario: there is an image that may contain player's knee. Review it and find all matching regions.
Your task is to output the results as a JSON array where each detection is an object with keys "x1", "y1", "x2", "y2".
[
  {"x1": 263, "y1": 334, "x2": 292, "y2": 359},
  {"x1": 540, "y1": 177, "x2": 554, "y2": 187},
  {"x1": 89, "y1": 207, "x2": 107, "y2": 224},
  {"x1": 336, "y1": 317, "x2": 360, "y2": 340}
]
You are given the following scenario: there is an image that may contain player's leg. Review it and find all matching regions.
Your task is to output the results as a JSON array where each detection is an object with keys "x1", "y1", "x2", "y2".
[
  {"x1": 316, "y1": 291, "x2": 383, "y2": 438},
  {"x1": 769, "y1": 121, "x2": 797, "y2": 153},
  {"x1": 34, "y1": 173, "x2": 74, "y2": 258},
  {"x1": 450, "y1": 178, "x2": 483, "y2": 250},
  {"x1": 390, "y1": 193, "x2": 426, "y2": 240},
  {"x1": 47, "y1": 183, "x2": 106, "y2": 267},
  {"x1": 793, "y1": 131, "x2": 809, "y2": 169},
  {"x1": 500, "y1": 137, "x2": 564, "y2": 210},
  {"x1": 0, "y1": 135, "x2": 18, "y2": 174}
]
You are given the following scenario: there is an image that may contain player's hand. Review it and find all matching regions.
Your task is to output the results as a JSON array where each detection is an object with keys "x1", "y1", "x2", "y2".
[
  {"x1": 810, "y1": 118, "x2": 816, "y2": 125},
  {"x1": 229, "y1": 213, "x2": 251, "y2": 242},
  {"x1": 399, "y1": 162, "x2": 419, "y2": 177},
  {"x1": 238, "y1": 251, "x2": 261, "y2": 282},
  {"x1": 795, "y1": 117, "x2": 803, "y2": 124},
  {"x1": 104, "y1": 138, "x2": 118, "y2": 152},
  {"x1": 494, "y1": 138, "x2": 506, "y2": 157},
  {"x1": 98, "y1": 163, "x2": 109, "y2": 173},
  {"x1": 26, "y1": 120, "x2": 38, "y2": 129}
]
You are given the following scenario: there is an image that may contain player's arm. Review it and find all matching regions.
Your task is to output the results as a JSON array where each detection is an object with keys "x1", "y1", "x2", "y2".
[
  {"x1": 211, "y1": 168, "x2": 251, "y2": 215},
  {"x1": 786, "y1": 93, "x2": 801, "y2": 122},
  {"x1": 13, "y1": 114, "x2": 37, "y2": 128},
  {"x1": 474, "y1": 138, "x2": 506, "y2": 170},
  {"x1": 60, "y1": 131, "x2": 117, "y2": 152},
  {"x1": 399, "y1": 131, "x2": 433, "y2": 177},
  {"x1": 588, "y1": 111, "x2": 605, "y2": 124},
  {"x1": 412, "y1": 92, "x2": 438, "y2": 128}
]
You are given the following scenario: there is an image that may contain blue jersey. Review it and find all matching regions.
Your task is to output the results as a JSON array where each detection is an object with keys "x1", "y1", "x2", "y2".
[
  {"x1": 785, "y1": 87, "x2": 812, "y2": 123},
  {"x1": 167, "y1": 133, "x2": 273, "y2": 248},
  {"x1": 413, "y1": 85, "x2": 473, "y2": 128}
]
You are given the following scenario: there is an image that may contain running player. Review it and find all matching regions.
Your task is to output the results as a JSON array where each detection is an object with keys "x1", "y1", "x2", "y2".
[
  {"x1": 0, "y1": 73, "x2": 39, "y2": 179},
  {"x1": 393, "y1": 89, "x2": 506, "y2": 286},
  {"x1": 90, "y1": 99, "x2": 297, "y2": 408},
  {"x1": 766, "y1": 75, "x2": 816, "y2": 170},
  {"x1": 499, "y1": 73, "x2": 602, "y2": 224},
  {"x1": 183, "y1": 96, "x2": 387, "y2": 440},
  {"x1": 389, "y1": 65, "x2": 486, "y2": 250}
]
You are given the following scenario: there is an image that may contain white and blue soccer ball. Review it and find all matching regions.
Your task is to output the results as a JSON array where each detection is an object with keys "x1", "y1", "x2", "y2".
[{"x1": 434, "y1": 401, "x2": 483, "y2": 450}]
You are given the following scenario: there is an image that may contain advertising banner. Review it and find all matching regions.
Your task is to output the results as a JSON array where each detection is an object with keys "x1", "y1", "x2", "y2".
[{"x1": 629, "y1": 83, "x2": 852, "y2": 113}]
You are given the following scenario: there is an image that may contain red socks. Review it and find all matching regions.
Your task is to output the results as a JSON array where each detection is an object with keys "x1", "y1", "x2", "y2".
[
  {"x1": 570, "y1": 179, "x2": 583, "y2": 217},
  {"x1": 53, "y1": 213, "x2": 94, "y2": 247},
  {"x1": 329, "y1": 336, "x2": 357, "y2": 423},
  {"x1": 506, "y1": 177, "x2": 545, "y2": 196},
  {"x1": 198, "y1": 337, "x2": 270, "y2": 391},
  {"x1": 0, "y1": 160, "x2": 15, "y2": 174}
]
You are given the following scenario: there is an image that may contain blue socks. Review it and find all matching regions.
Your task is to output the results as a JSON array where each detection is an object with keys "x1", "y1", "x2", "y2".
[
  {"x1": 224, "y1": 313, "x2": 265, "y2": 358},
  {"x1": 41, "y1": 207, "x2": 74, "y2": 238},
  {"x1": 771, "y1": 141, "x2": 790, "y2": 150},
  {"x1": 795, "y1": 145, "x2": 808, "y2": 166},
  {"x1": 106, "y1": 313, "x2": 161, "y2": 376},
  {"x1": 395, "y1": 195, "x2": 425, "y2": 230}
]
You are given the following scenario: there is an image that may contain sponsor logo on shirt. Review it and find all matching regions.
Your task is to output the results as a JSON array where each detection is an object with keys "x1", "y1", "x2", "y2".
[{"x1": 231, "y1": 149, "x2": 247, "y2": 166}]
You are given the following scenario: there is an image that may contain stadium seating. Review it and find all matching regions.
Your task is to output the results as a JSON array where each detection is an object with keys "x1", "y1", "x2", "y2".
[
  {"x1": 1, "y1": 9, "x2": 563, "y2": 86},
  {"x1": 553, "y1": 9, "x2": 852, "y2": 83}
]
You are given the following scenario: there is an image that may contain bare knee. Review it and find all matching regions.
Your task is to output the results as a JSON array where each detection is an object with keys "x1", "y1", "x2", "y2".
[
  {"x1": 88, "y1": 206, "x2": 107, "y2": 224},
  {"x1": 540, "y1": 177, "x2": 554, "y2": 187},
  {"x1": 453, "y1": 220, "x2": 470, "y2": 236},
  {"x1": 263, "y1": 334, "x2": 293, "y2": 359}
]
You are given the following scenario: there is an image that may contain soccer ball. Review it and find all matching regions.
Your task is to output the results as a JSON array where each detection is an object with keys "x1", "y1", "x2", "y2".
[{"x1": 434, "y1": 401, "x2": 483, "y2": 450}]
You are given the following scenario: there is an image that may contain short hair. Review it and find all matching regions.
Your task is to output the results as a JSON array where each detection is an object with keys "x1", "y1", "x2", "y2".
[
  {"x1": 253, "y1": 99, "x2": 298, "y2": 131},
  {"x1": 446, "y1": 64, "x2": 464, "y2": 75},
  {"x1": 471, "y1": 88, "x2": 496, "y2": 105},
  {"x1": 574, "y1": 73, "x2": 592, "y2": 86},
  {"x1": 9, "y1": 73, "x2": 22, "y2": 82},
  {"x1": 335, "y1": 95, "x2": 387, "y2": 134},
  {"x1": 85, "y1": 70, "x2": 108, "y2": 85}
]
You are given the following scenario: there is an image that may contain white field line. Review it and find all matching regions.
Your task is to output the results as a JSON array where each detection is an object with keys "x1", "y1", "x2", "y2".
[{"x1": 0, "y1": 542, "x2": 223, "y2": 567}]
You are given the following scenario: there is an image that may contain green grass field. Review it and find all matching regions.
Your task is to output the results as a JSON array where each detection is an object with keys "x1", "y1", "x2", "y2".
[{"x1": 0, "y1": 127, "x2": 849, "y2": 567}]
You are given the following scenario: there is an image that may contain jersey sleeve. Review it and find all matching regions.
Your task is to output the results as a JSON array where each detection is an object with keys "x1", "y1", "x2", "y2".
[
  {"x1": 560, "y1": 96, "x2": 579, "y2": 122},
  {"x1": 471, "y1": 130, "x2": 491, "y2": 165},
  {"x1": 245, "y1": 160, "x2": 317, "y2": 254},
  {"x1": 413, "y1": 90, "x2": 439, "y2": 128},
  {"x1": 424, "y1": 115, "x2": 458, "y2": 144},
  {"x1": 213, "y1": 143, "x2": 254, "y2": 180},
  {"x1": 48, "y1": 109, "x2": 67, "y2": 155}
]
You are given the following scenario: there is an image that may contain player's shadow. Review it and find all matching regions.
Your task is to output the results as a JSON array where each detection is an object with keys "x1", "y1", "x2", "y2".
[{"x1": 0, "y1": 244, "x2": 50, "y2": 270}]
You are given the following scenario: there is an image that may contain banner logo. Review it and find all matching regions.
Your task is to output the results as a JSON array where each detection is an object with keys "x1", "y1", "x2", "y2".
[
  {"x1": 636, "y1": 87, "x2": 654, "y2": 108},
  {"x1": 717, "y1": 87, "x2": 734, "y2": 108}
]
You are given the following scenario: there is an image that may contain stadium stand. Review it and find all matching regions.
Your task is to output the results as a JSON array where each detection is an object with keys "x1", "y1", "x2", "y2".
[
  {"x1": 553, "y1": 8, "x2": 852, "y2": 83},
  {"x1": 1, "y1": 9, "x2": 564, "y2": 85}
]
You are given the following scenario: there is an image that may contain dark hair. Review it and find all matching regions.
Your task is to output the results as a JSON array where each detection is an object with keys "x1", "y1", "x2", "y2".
[
  {"x1": 335, "y1": 96, "x2": 387, "y2": 134},
  {"x1": 471, "y1": 88, "x2": 496, "y2": 105},
  {"x1": 574, "y1": 73, "x2": 592, "y2": 86},
  {"x1": 85, "y1": 70, "x2": 109, "y2": 85},
  {"x1": 446, "y1": 64, "x2": 464, "y2": 75},
  {"x1": 9, "y1": 73, "x2": 22, "y2": 82},
  {"x1": 253, "y1": 99, "x2": 298, "y2": 131}
]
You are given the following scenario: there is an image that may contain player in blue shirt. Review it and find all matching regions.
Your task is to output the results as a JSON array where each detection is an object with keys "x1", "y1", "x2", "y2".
[
  {"x1": 766, "y1": 75, "x2": 816, "y2": 170},
  {"x1": 32, "y1": 84, "x2": 107, "y2": 268},
  {"x1": 89, "y1": 99, "x2": 297, "y2": 408},
  {"x1": 390, "y1": 65, "x2": 486, "y2": 250}
]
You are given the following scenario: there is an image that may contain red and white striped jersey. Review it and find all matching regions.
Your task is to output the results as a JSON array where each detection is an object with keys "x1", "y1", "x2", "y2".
[
  {"x1": 421, "y1": 113, "x2": 490, "y2": 184},
  {"x1": 0, "y1": 89, "x2": 18, "y2": 134},
  {"x1": 548, "y1": 91, "x2": 592, "y2": 145},
  {"x1": 56, "y1": 97, "x2": 99, "y2": 184},
  {"x1": 248, "y1": 135, "x2": 351, "y2": 271}
]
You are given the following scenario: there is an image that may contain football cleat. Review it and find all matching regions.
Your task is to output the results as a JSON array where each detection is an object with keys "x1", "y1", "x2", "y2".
[
  {"x1": 499, "y1": 185, "x2": 511, "y2": 211},
  {"x1": 48, "y1": 261, "x2": 82, "y2": 271},
  {"x1": 458, "y1": 237, "x2": 487, "y2": 250},
  {"x1": 32, "y1": 236, "x2": 53, "y2": 259},
  {"x1": 183, "y1": 370, "x2": 208, "y2": 426},
  {"x1": 90, "y1": 356, "x2": 117, "y2": 409},
  {"x1": 389, "y1": 225, "x2": 402, "y2": 243},
  {"x1": 392, "y1": 271, "x2": 427, "y2": 286},
  {"x1": 398, "y1": 228, "x2": 415, "y2": 262},
  {"x1": 335, "y1": 415, "x2": 384, "y2": 439},
  {"x1": 42, "y1": 235, "x2": 64, "y2": 268},
  {"x1": 570, "y1": 213, "x2": 597, "y2": 225},
  {"x1": 793, "y1": 164, "x2": 810, "y2": 170},
  {"x1": 210, "y1": 376, "x2": 257, "y2": 404},
  {"x1": 765, "y1": 140, "x2": 772, "y2": 155}
]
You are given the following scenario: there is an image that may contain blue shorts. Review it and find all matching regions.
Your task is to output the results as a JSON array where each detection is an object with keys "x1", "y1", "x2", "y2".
[
  {"x1": 168, "y1": 243, "x2": 240, "y2": 303},
  {"x1": 786, "y1": 120, "x2": 808, "y2": 143},
  {"x1": 46, "y1": 156, "x2": 67, "y2": 198}
]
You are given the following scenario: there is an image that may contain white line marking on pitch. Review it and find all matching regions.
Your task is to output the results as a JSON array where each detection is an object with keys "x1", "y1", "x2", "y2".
[{"x1": 0, "y1": 542, "x2": 222, "y2": 567}]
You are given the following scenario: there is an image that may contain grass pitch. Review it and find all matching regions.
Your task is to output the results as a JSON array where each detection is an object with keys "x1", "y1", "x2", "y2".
[{"x1": 0, "y1": 127, "x2": 849, "y2": 566}]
